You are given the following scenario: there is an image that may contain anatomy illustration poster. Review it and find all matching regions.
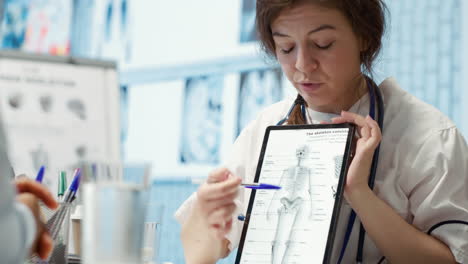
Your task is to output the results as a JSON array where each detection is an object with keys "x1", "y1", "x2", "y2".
[
  {"x1": 0, "y1": 56, "x2": 120, "y2": 189},
  {"x1": 237, "y1": 126, "x2": 352, "y2": 264}
]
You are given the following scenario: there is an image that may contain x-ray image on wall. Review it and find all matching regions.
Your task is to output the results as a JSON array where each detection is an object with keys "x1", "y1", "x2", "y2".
[
  {"x1": 180, "y1": 75, "x2": 224, "y2": 165},
  {"x1": 70, "y1": 0, "x2": 131, "y2": 63},
  {"x1": 237, "y1": 69, "x2": 283, "y2": 136},
  {"x1": 1, "y1": 0, "x2": 72, "y2": 55},
  {"x1": 120, "y1": 85, "x2": 129, "y2": 145},
  {"x1": 239, "y1": 0, "x2": 257, "y2": 43},
  {"x1": 98, "y1": 0, "x2": 131, "y2": 62}
]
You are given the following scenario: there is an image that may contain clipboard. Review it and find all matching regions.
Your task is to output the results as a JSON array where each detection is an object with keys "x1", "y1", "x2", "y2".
[{"x1": 235, "y1": 123, "x2": 356, "y2": 264}]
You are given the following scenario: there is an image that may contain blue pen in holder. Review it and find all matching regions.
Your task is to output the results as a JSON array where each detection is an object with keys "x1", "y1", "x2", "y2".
[{"x1": 27, "y1": 169, "x2": 82, "y2": 264}]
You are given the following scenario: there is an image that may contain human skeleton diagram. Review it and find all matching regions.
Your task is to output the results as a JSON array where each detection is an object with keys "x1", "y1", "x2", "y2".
[{"x1": 266, "y1": 145, "x2": 313, "y2": 264}]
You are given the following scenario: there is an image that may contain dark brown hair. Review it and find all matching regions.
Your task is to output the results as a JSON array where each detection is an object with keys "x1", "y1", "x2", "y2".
[{"x1": 256, "y1": 0, "x2": 387, "y2": 124}]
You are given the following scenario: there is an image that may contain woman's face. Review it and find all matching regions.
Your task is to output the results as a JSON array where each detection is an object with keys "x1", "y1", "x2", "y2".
[{"x1": 271, "y1": 2, "x2": 365, "y2": 113}]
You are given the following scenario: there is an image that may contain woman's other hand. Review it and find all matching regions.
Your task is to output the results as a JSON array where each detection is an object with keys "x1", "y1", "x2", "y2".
[{"x1": 330, "y1": 111, "x2": 382, "y2": 203}]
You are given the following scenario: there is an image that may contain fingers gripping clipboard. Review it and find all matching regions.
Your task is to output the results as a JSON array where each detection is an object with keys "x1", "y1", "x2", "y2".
[{"x1": 235, "y1": 123, "x2": 356, "y2": 264}]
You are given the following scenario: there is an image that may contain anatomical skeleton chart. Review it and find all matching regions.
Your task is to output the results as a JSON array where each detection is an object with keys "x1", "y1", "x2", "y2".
[{"x1": 237, "y1": 125, "x2": 354, "y2": 264}]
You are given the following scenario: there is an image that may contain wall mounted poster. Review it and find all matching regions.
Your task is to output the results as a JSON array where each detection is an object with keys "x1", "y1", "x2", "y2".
[{"x1": 0, "y1": 52, "x2": 120, "y2": 189}]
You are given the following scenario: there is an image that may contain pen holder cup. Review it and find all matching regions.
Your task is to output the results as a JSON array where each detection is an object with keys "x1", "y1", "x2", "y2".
[
  {"x1": 79, "y1": 162, "x2": 151, "y2": 264},
  {"x1": 27, "y1": 202, "x2": 73, "y2": 264}
]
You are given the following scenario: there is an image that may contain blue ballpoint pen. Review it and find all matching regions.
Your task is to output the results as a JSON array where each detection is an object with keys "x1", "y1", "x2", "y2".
[
  {"x1": 35, "y1": 165, "x2": 45, "y2": 183},
  {"x1": 241, "y1": 183, "x2": 281, "y2": 190},
  {"x1": 63, "y1": 168, "x2": 82, "y2": 203},
  {"x1": 40, "y1": 169, "x2": 82, "y2": 258}
]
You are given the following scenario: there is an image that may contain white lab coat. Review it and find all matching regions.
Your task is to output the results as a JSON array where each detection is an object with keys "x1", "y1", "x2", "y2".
[{"x1": 175, "y1": 77, "x2": 468, "y2": 263}]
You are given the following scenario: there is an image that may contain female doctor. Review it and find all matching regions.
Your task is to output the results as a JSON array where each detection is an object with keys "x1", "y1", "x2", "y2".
[{"x1": 176, "y1": 0, "x2": 468, "y2": 263}]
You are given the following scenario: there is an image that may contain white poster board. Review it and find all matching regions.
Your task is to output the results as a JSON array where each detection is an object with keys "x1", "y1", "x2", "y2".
[{"x1": 0, "y1": 51, "x2": 121, "y2": 189}]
